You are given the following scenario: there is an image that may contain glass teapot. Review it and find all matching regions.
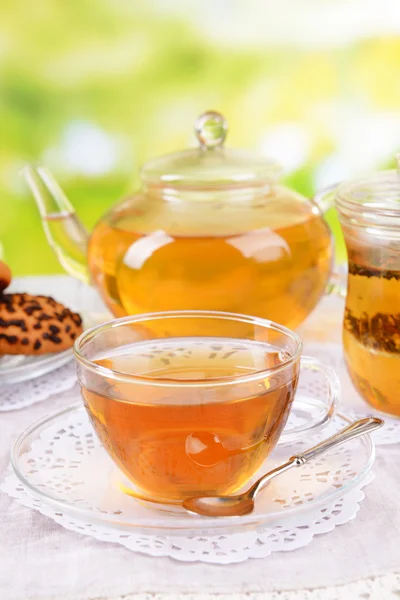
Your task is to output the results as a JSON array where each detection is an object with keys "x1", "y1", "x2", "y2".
[{"x1": 24, "y1": 111, "x2": 333, "y2": 329}]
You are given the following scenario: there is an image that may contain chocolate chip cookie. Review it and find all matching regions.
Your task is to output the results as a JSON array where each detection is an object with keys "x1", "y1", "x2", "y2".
[
  {"x1": 0, "y1": 293, "x2": 83, "y2": 355},
  {"x1": 0, "y1": 261, "x2": 11, "y2": 292}
]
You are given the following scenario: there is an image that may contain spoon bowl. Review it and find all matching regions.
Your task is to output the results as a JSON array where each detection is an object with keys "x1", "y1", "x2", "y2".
[{"x1": 183, "y1": 494, "x2": 255, "y2": 517}]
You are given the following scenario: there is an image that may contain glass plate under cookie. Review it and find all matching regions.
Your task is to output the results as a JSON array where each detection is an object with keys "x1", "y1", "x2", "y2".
[
  {"x1": 0, "y1": 348, "x2": 73, "y2": 385},
  {"x1": 11, "y1": 403, "x2": 375, "y2": 536}
]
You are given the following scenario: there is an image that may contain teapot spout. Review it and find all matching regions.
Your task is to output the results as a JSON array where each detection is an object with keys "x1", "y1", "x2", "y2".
[{"x1": 22, "y1": 165, "x2": 90, "y2": 284}]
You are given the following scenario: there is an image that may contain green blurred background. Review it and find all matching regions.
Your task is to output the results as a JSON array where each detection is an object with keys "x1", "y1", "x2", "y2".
[{"x1": 2, "y1": 0, "x2": 400, "y2": 274}]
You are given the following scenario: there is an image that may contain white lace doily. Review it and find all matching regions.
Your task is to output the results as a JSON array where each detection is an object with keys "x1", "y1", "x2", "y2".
[
  {"x1": 1, "y1": 399, "x2": 374, "y2": 564},
  {"x1": 1, "y1": 473, "x2": 372, "y2": 564},
  {"x1": 0, "y1": 361, "x2": 77, "y2": 412},
  {"x1": 303, "y1": 342, "x2": 400, "y2": 446}
]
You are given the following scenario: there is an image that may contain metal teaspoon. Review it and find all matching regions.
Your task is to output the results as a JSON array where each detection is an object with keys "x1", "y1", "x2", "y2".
[{"x1": 182, "y1": 417, "x2": 383, "y2": 518}]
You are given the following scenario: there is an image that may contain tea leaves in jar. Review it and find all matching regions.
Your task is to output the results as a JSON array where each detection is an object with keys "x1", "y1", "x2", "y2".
[{"x1": 344, "y1": 260, "x2": 400, "y2": 416}]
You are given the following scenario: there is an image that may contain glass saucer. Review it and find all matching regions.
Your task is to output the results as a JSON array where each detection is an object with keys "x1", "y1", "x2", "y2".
[
  {"x1": 0, "y1": 348, "x2": 73, "y2": 385},
  {"x1": 11, "y1": 403, "x2": 375, "y2": 536}
]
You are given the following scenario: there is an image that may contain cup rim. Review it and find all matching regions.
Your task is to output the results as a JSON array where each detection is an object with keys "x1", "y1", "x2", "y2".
[{"x1": 73, "y1": 310, "x2": 303, "y2": 388}]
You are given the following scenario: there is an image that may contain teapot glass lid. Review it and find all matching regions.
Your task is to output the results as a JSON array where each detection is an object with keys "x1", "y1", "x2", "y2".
[{"x1": 141, "y1": 111, "x2": 282, "y2": 188}]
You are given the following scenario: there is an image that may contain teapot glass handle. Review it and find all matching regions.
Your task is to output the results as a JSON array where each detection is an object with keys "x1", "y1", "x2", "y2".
[
  {"x1": 326, "y1": 267, "x2": 347, "y2": 299},
  {"x1": 313, "y1": 183, "x2": 347, "y2": 299},
  {"x1": 313, "y1": 182, "x2": 338, "y2": 213}
]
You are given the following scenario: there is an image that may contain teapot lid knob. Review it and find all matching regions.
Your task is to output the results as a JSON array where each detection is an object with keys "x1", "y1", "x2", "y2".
[
  {"x1": 194, "y1": 110, "x2": 228, "y2": 150},
  {"x1": 141, "y1": 110, "x2": 281, "y2": 187}
]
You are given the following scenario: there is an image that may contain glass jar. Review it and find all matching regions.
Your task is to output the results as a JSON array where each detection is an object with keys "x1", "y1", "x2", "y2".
[{"x1": 333, "y1": 156, "x2": 400, "y2": 416}]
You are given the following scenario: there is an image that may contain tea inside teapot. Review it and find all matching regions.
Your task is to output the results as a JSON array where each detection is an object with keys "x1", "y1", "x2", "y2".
[{"x1": 89, "y1": 184, "x2": 332, "y2": 329}]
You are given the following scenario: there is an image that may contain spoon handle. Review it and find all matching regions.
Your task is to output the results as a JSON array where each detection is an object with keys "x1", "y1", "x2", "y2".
[
  {"x1": 249, "y1": 417, "x2": 383, "y2": 500},
  {"x1": 294, "y1": 417, "x2": 383, "y2": 464}
]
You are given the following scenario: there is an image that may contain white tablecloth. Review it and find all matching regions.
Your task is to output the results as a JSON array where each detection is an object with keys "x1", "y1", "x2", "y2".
[{"x1": 1, "y1": 276, "x2": 400, "y2": 600}]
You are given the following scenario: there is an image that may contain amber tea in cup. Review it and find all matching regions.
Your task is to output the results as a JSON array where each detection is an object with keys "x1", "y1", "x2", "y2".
[{"x1": 74, "y1": 311, "x2": 338, "y2": 503}]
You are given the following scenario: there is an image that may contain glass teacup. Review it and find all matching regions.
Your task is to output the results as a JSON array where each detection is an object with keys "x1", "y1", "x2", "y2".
[{"x1": 74, "y1": 311, "x2": 339, "y2": 504}]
